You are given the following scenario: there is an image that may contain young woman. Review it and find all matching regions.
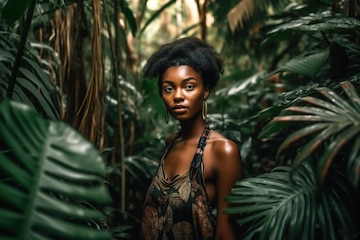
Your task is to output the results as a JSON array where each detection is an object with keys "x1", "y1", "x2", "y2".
[{"x1": 141, "y1": 37, "x2": 243, "y2": 240}]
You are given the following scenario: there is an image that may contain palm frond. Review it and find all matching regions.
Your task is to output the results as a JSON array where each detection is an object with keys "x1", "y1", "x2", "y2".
[
  {"x1": 259, "y1": 81, "x2": 360, "y2": 187},
  {"x1": 0, "y1": 32, "x2": 60, "y2": 120},
  {"x1": 227, "y1": 0, "x2": 289, "y2": 32},
  {"x1": 0, "y1": 99, "x2": 112, "y2": 239},
  {"x1": 224, "y1": 160, "x2": 359, "y2": 240}
]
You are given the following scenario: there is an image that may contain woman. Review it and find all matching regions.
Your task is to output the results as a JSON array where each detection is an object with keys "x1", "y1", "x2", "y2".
[{"x1": 141, "y1": 37, "x2": 243, "y2": 240}]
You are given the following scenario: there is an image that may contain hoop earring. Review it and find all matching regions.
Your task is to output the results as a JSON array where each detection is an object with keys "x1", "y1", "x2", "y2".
[
  {"x1": 165, "y1": 108, "x2": 169, "y2": 124},
  {"x1": 202, "y1": 100, "x2": 207, "y2": 121}
]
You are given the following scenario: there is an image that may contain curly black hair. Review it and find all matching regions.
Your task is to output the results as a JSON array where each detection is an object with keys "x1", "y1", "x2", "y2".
[{"x1": 143, "y1": 37, "x2": 224, "y2": 94}]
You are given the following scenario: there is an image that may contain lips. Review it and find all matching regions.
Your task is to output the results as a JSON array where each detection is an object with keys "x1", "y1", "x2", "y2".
[{"x1": 172, "y1": 105, "x2": 187, "y2": 113}]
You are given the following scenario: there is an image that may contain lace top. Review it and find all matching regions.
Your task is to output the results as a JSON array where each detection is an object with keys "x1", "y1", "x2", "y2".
[{"x1": 141, "y1": 125, "x2": 215, "y2": 240}]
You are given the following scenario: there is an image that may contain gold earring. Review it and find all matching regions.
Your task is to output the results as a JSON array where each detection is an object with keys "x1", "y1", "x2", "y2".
[
  {"x1": 202, "y1": 99, "x2": 207, "y2": 121},
  {"x1": 165, "y1": 108, "x2": 169, "y2": 124}
]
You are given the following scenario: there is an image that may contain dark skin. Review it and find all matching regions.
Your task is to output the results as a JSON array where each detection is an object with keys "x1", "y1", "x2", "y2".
[{"x1": 161, "y1": 65, "x2": 243, "y2": 240}]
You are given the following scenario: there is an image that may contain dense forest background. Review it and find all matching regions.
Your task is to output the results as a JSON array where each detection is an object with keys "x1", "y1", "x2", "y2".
[{"x1": 1, "y1": 0, "x2": 360, "y2": 239}]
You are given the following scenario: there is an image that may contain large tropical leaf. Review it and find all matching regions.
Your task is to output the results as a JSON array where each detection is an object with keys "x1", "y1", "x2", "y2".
[
  {"x1": 259, "y1": 81, "x2": 360, "y2": 188},
  {"x1": 0, "y1": 99, "x2": 112, "y2": 239},
  {"x1": 224, "y1": 160, "x2": 359, "y2": 240},
  {"x1": 267, "y1": 50, "x2": 329, "y2": 79}
]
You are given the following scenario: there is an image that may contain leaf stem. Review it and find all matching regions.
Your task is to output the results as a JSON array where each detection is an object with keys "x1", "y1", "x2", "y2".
[{"x1": 7, "y1": 0, "x2": 37, "y2": 98}]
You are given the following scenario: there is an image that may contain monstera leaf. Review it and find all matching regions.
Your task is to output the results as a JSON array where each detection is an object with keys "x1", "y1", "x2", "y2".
[
  {"x1": 0, "y1": 99, "x2": 112, "y2": 239},
  {"x1": 224, "y1": 160, "x2": 359, "y2": 240}
]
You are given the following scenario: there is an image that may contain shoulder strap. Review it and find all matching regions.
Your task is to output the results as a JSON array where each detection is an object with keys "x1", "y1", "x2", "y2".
[{"x1": 190, "y1": 124, "x2": 211, "y2": 180}]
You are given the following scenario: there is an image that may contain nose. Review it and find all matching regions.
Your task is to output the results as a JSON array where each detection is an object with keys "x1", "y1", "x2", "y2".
[{"x1": 173, "y1": 88, "x2": 184, "y2": 102}]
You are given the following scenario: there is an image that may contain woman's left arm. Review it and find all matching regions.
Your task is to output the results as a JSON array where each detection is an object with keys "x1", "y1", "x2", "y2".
[{"x1": 214, "y1": 139, "x2": 243, "y2": 240}]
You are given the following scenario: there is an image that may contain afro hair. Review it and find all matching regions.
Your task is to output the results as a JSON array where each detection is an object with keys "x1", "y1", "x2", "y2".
[{"x1": 143, "y1": 37, "x2": 224, "y2": 93}]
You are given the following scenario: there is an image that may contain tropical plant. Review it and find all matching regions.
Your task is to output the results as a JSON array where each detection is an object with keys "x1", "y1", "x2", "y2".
[
  {"x1": 225, "y1": 159, "x2": 359, "y2": 240},
  {"x1": 260, "y1": 81, "x2": 360, "y2": 188},
  {"x1": 225, "y1": 81, "x2": 360, "y2": 239},
  {"x1": 4, "y1": 0, "x2": 360, "y2": 239},
  {"x1": 223, "y1": 0, "x2": 360, "y2": 239},
  {"x1": 0, "y1": 99, "x2": 112, "y2": 239},
  {"x1": 0, "y1": 0, "x2": 61, "y2": 120}
]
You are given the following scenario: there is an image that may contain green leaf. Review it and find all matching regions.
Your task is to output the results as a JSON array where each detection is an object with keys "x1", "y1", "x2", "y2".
[
  {"x1": 0, "y1": 99, "x2": 111, "y2": 239},
  {"x1": 282, "y1": 106, "x2": 344, "y2": 118},
  {"x1": 298, "y1": 96, "x2": 349, "y2": 114},
  {"x1": 317, "y1": 125, "x2": 360, "y2": 186},
  {"x1": 266, "y1": 12, "x2": 360, "y2": 36},
  {"x1": 277, "y1": 123, "x2": 328, "y2": 155},
  {"x1": 16, "y1": 77, "x2": 59, "y2": 120},
  {"x1": 340, "y1": 81, "x2": 360, "y2": 112},
  {"x1": 122, "y1": 5, "x2": 137, "y2": 37},
  {"x1": 225, "y1": 160, "x2": 359, "y2": 239},
  {"x1": 318, "y1": 87, "x2": 359, "y2": 120},
  {"x1": 1, "y1": 0, "x2": 30, "y2": 23},
  {"x1": 260, "y1": 81, "x2": 360, "y2": 189},
  {"x1": 348, "y1": 137, "x2": 360, "y2": 188},
  {"x1": 142, "y1": 78, "x2": 164, "y2": 117},
  {"x1": 268, "y1": 51, "x2": 329, "y2": 79},
  {"x1": 291, "y1": 122, "x2": 350, "y2": 174}
]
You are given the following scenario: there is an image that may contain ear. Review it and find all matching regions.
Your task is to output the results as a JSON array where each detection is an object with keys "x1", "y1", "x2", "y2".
[{"x1": 204, "y1": 87, "x2": 210, "y2": 100}]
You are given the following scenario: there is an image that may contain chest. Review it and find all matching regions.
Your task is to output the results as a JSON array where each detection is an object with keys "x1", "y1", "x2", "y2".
[{"x1": 163, "y1": 140, "x2": 215, "y2": 181}]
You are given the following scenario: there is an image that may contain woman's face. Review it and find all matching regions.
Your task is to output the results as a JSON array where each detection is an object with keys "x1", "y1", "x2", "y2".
[{"x1": 161, "y1": 65, "x2": 209, "y2": 122}]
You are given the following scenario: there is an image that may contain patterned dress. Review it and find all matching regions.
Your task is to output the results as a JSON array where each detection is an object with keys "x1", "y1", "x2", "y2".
[{"x1": 141, "y1": 125, "x2": 215, "y2": 240}]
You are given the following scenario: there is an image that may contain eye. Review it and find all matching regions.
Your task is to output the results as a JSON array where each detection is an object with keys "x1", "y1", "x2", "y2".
[
  {"x1": 185, "y1": 84, "x2": 195, "y2": 91},
  {"x1": 163, "y1": 86, "x2": 174, "y2": 93}
]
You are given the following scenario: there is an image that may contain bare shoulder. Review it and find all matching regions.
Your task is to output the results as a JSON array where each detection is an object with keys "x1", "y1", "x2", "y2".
[
  {"x1": 206, "y1": 130, "x2": 242, "y2": 176},
  {"x1": 208, "y1": 130, "x2": 241, "y2": 159}
]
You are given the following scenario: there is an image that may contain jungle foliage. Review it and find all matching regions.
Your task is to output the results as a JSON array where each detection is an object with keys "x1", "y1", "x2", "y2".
[{"x1": 0, "y1": 0, "x2": 359, "y2": 239}]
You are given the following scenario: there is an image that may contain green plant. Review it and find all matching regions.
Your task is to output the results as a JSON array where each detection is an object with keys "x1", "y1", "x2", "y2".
[
  {"x1": 223, "y1": 1, "x2": 360, "y2": 239},
  {"x1": 0, "y1": 99, "x2": 112, "y2": 239},
  {"x1": 224, "y1": 159, "x2": 359, "y2": 240},
  {"x1": 0, "y1": 0, "x2": 61, "y2": 120},
  {"x1": 225, "y1": 82, "x2": 360, "y2": 239},
  {"x1": 260, "y1": 81, "x2": 360, "y2": 188}
]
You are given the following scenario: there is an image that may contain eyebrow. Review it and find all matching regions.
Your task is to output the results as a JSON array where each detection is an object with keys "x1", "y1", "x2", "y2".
[{"x1": 162, "y1": 77, "x2": 197, "y2": 84}]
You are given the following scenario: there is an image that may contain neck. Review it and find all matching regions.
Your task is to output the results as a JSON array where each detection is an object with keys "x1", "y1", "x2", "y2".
[{"x1": 178, "y1": 117, "x2": 206, "y2": 141}]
